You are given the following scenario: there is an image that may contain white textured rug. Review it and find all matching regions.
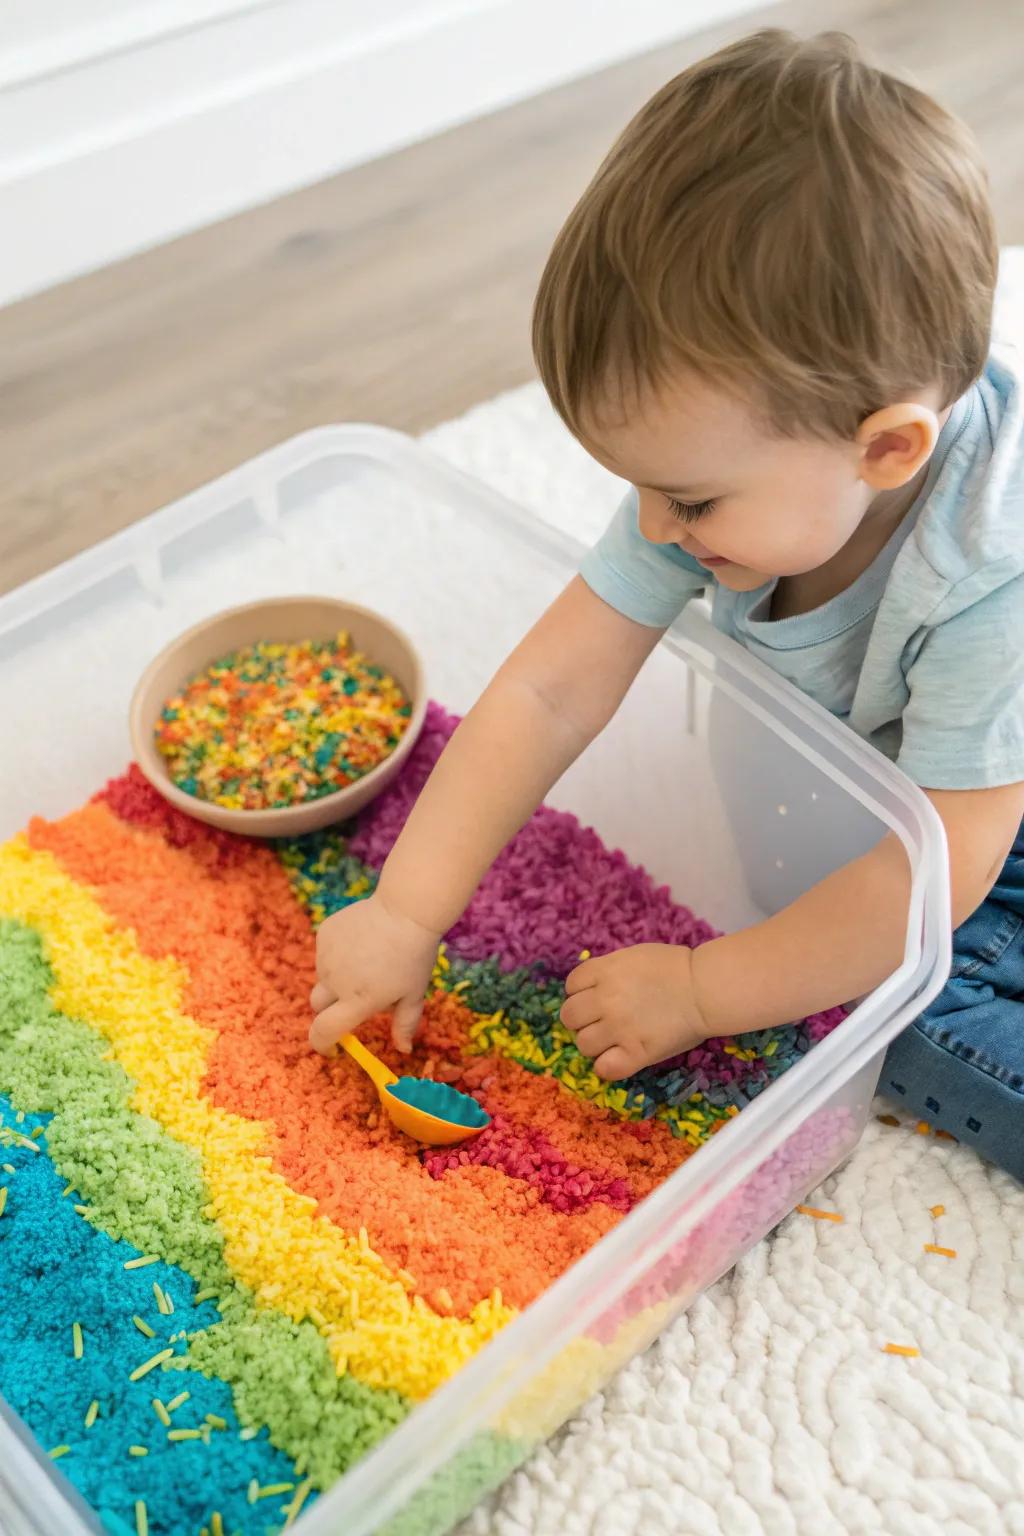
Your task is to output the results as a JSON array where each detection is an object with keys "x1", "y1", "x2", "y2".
[{"x1": 425, "y1": 251, "x2": 1024, "y2": 1536}]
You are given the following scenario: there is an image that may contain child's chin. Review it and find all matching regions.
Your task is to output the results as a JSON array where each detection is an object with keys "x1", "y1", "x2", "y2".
[{"x1": 712, "y1": 562, "x2": 769, "y2": 592}]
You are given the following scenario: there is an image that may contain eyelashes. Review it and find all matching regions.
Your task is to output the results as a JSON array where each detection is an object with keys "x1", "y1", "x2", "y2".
[{"x1": 666, "y1": 496, "x2": 716, "y2": 524}]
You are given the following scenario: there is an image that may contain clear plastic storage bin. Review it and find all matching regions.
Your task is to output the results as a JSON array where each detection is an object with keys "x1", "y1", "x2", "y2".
[{"x1": 0, "y1": 427, "x2": 950, "y2": 1536}]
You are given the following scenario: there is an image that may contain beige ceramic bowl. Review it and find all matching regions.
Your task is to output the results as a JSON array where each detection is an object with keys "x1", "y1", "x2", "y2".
[{"x1": 130, "y1": 596, "x2": 427, "y2": 837}]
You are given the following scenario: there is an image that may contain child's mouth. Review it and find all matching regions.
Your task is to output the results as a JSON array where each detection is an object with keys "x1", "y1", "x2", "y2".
[{"x1": 679, "y1": 539, "x2": 729, "y2": 569}]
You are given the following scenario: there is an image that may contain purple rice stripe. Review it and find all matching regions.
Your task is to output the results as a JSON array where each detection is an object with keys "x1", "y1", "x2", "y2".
[{"x1": 349, "y1": 704, "x2": 715, "y2": 976}]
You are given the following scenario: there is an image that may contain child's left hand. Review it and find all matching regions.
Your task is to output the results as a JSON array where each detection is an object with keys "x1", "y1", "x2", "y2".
[{"x1": 560, "y1": 945, "x2": 709, "y2": 1081}]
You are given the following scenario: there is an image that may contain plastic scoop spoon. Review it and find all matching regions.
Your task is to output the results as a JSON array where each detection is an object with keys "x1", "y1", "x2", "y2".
[{"x1": 340, "y1": 1034, "x2": 490, "y2": 1146}]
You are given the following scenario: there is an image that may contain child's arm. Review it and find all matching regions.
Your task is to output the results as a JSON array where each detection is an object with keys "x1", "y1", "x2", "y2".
[
  {"x1": 309, "y1": 578, "x2": 663, "y2": 1051},
  {"x1": 561, "y1": 780, "x2": 1024, "y2": 1079}
]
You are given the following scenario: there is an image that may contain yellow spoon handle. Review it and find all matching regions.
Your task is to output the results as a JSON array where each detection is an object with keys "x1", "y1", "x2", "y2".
[{"x1": 340, "y1": 1033, "x2": 399, "y2": 1094}]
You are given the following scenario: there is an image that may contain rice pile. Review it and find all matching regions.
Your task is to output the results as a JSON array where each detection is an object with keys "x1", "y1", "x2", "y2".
[{"x1": 0, "y1": 702, "x2": 847, "y2": 1536}]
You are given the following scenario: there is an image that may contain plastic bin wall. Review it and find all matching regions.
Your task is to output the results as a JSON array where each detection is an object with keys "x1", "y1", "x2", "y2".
[{"x1": 0, "y1": 428, "x2": 950, "y2": 1536}]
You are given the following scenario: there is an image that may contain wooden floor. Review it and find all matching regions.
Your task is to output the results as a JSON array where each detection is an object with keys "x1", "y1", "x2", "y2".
[{"x1": 4, "y1": 0, "x2": 1023, "y2": 594}]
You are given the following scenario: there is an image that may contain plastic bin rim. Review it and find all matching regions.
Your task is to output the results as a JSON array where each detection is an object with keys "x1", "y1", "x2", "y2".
[{"x1": 0, "y1": 419, "x2": 956, "y2": 862}]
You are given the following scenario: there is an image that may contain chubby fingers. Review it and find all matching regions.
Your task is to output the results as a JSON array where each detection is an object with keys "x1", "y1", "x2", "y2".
[
  {"x1": 309, "y1": 999, "x2": 365, "y2": 1055},
  {"x1": 560, "y1": 987, "x2": 602, "y2": 1032},
  {"x1": 390, "y1": 996, "x2": 423, "y2": 1054},
  {"x1": 590, "y1": 1045, "x2": 634, "y2": 1082},
  {"x1": 310, "y1": 981, "x2": 334, "y2": 1014},
  {"x1": 564, "y1": 955, "x2": 602, "y2": 995},
  {"x1": 567, "y1": 1013, "x2": 637, "y2": 1083},
  {"x1": 562, "y1": 957, "x2": 632, "y2": 1081},
  {"x1": 561, "y1": 953, "x2": 610, "y2": 1033},
  {"x1": 564, "y1": 1015, "x2": 633, "y2": 1083},
  {"x1": 572, "y1": 1018, "x2": 620, "y2": 1060}
]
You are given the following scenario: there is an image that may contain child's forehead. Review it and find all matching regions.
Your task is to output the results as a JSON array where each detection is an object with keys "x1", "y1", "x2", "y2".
[{"x1": 582, "y1": 373, "x2": 777, "y2": 489}]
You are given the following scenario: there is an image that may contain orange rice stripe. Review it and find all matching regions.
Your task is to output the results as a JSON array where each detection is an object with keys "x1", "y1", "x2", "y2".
[
  {"x1": 4, "y1": 828, "x2": 513, "y2": 1401},
  {"x1": 915, "y1": 1121, "x2": 931, "y2": 1135},
  {"x1": 28, "y1": 803, "x2": 651, "y2": 1317},
  {"x1": 101, "y1": 769, "x2": 689, "y2": 1203},
  {"x1": 207, "y1": 995, "x2": 626, "y2": 1316},
  {"x1": 929, "y1": 1204, "x2": 945, "y2": 1217},
  {"x1": 101, "y1": 765, "x2": 686, "y2": 1197},
  {"x1": 795, "y1": 1205, "x2": 843, "y2": 1223},
  {"x1": 882, "y1": 1343, "x2": 920, "y2": 1357},
  {"x1": 923, "y1": 1244, "x2": 957, "y2": 1258}
]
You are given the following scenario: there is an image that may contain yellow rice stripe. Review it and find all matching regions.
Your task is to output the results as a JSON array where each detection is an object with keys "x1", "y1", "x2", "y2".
[
  {"x1": 0, "y1": 837, "x2": 515, "y2": 1400},
  {"x1": 492, "y1": 1297, "x2": 671, "y2": 1441},
  {"x1": 460, "y1": 1001, "x2": 720, "y2": 1145}
]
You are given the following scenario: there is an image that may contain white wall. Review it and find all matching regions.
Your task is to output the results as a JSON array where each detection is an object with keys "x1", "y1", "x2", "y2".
[{"x1": 0, "y1": 0, "x2": 761, "y2": 306}]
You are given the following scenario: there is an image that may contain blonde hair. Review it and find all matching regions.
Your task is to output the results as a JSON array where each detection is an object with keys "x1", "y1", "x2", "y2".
[{"x1": 532, "y1": 30, "x2": 998, "y2": 440}]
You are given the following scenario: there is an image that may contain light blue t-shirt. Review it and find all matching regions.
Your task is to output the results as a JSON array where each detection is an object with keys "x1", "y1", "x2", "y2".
[{"x1": 580, "y1": 351, "x2": 1024, "y2": 790}]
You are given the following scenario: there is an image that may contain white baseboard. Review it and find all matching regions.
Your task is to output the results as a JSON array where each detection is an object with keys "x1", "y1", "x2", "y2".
[{"x1": 0, "y1": 0, "x2": 760, "y2": 307}]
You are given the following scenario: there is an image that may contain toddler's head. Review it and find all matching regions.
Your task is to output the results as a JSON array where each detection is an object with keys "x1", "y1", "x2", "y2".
[{"x1": 533, "y1": 30, "x2": 998, "y2": 590}]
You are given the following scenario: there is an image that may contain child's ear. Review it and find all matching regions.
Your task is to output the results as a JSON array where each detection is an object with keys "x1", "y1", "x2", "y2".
[{"x1": 856, "y1": 403, "x2": 940, "y2": 490}]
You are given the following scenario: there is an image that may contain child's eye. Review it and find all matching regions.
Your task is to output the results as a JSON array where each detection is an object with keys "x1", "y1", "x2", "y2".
[{"x1": 666, "y1": 496, "x2": 716, "y2": 523}]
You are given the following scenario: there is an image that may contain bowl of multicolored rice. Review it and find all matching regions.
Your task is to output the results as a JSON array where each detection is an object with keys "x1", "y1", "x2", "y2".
[{"x1": 130, "y1": 596, "x2": 427, "y2": 836}]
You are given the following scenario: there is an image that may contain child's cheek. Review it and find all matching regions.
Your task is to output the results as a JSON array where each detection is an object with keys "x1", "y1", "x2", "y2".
[{"x1": 729, "y1": 496, "x2": 861, "y2": 576}]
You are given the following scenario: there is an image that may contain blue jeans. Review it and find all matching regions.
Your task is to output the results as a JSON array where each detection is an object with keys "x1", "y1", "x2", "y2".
[{"x1": 884, "y1": 823, "x2": 1024, "y2": 1182}]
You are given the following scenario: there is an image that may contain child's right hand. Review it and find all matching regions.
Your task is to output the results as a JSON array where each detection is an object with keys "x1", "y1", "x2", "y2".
[{"x1": 308, "y1": 894, "x2": 441, "y2": 1055}]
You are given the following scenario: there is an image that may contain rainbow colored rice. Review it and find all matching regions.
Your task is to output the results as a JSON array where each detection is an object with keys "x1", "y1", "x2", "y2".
[
  {"x1": 155, "y1": 634, "x2": 411, "y2": 810},
  {"x1": 0, "y1": 701, "x2": 847, "y2": 1535}
]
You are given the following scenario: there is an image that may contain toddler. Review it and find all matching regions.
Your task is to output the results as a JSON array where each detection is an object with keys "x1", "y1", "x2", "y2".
[{"x1": 311, "y1": 31, "x2": 1024, "y2": 1180}]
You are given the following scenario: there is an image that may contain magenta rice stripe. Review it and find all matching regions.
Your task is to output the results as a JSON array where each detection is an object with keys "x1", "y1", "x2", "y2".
[
  {"x1": 349, "y1": 703, "x2": 716, "y2": 976},
  {"x1": 422, "y1": 1112, "x2": 634, "y2": 1214}
]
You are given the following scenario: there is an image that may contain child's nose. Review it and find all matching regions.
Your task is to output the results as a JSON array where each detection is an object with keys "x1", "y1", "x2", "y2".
[{"x1": 637, "y1": 497, "x2": 677, "y2": 544}]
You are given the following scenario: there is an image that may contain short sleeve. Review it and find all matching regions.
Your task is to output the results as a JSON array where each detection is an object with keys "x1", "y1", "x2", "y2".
[
  {"x1": 898, "y1": 573, "x2": 1024, "y2": 789},
  {"x1": 579, "y1": 489, "x2": 708, "y2": 628}
]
